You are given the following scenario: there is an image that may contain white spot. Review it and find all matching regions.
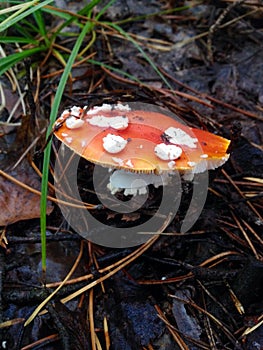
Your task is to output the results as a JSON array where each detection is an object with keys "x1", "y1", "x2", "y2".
[
  {"x1": 114, "y1": 103, "x2": 131, "y2": 111},
  {"x1": 103, "y1": 134, "x2": 128, "y2": 154},
  {"x1": 154, "y1": 143, "x2": 182, "y2": 160},
  {"x1": 61, "y1": 133, "x2": 68, "y2": 137},
  {"x1": 65, "y1": 116, "x2": 85, "y2": 129},
  {"x1": 200, "y1": 154, "x2": 208, "y2": 158},
  {"x1": 164, "y1": 127, "x2": 198, "y2": 148},
  {"x1": 107, "y1": 170, "x2": 170, "y2": 196},
  {"x1": 81, "y1": 140, "x2": 87, "y2": 148},
  {"x1": 86, "y1": 104, "x2": 112, "y2": 115},
  {"x1": 138, "y1": 144, "x2": 143, "y2": 149},
  {"x1": 187, "y1": 161, "x2": 196, "y2": 167},
  {"x1": 70, "y1": 106, "x2": 82, "y2": 117},
  {"x1": 65, "y1": 137, "x2": 73, "y2": 143},
  {"x1": 110, "y1": 116, "x2": 129, "y2": 130},
  {"x1": 112, "y1": 157, "x2": 124, "y2": 166},
  {"x1": 87, "y1": 115, "x2": 129, "y2": 130},
  {"x1": 168, "y1": 160, "x2": 176, "y2": 169},
  {"x1": 125, "y1": 159, "x2": 134, "y2": 168},
  {"x1": 61, "y1": 109, "x2": 70, "y2": 118}
]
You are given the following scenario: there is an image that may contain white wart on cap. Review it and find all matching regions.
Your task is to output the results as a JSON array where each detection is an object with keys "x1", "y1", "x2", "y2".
[
  {"x1": 154, "y1": 143, "x2": 182, "y2": 161},
  {"x1": 102, "y1": 134, "x2": 128, "y2": 154}
]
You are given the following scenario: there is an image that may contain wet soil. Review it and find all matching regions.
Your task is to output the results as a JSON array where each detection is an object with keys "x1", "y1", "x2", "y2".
[{"x1": 1, "y1": 1, "x2": 263, "y2": 349}]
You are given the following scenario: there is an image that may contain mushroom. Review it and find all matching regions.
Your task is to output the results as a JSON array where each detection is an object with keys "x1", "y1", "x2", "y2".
[{"x1": 53, "y1": 103, "x2": 230, "y2": 196}]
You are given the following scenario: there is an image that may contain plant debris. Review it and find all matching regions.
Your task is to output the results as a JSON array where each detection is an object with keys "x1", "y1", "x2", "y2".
[{"x1": 0, "y1": 1, "x2": 262, "y2": 349}]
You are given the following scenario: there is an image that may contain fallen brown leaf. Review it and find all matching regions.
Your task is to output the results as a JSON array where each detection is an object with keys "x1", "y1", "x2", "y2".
[{"x1": 0, "y1": 159, "x2": 53, "y2": 226}]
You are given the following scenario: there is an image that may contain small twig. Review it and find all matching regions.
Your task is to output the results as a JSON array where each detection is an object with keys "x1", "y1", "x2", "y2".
[
  {"x1": 241, "y1": 219, "x2": 263, "y2": 246},
  {"x1": 0, "y1": 169, "x2": 96, "y2": 209},
  {"x1": 198, "y1": 280, "x2": 238, "y2": 327},
  {"x1": 241, "y1": 314, "x2": 263, "y2": 337},
  {"x1": 138, "y1": 251, "x2": 241, "y2": 285},
  {"x1": 25, "y1": 235, "x2": 160, "y2": 326},
  {"x1": 20, "y1": 334, "x2": 60, "y2": 350},
  {"x1": 207, "y1": 0, "x2": 247, "y2": 63},
  {"x1": 168, "y1": 295, "x2": 237, "y2": 345},
  {"x1": 200, "y1": 289, "x2": 217, "y2": 350},
  {"x1": 10, "y1": 127, "x2": 46, "y2": 169},
  {"x1": 24, "y1": 240, "x2": 85, "y2": 327},
  {"x1": 155, "y1": 305, "x2": 190, "y2": 350},
  {"x1": 89, "y1": 289, "x2": 96, "y2": 350},
  {"x1": 221, "y1": 169, "x2": 262, "y2": 221},
  {"x1": 231, "y1": 210, "x2": 260, "y2": 259},
  {"x1": 103, "y1": 316, "x2": 110, "y2": 350},
  {"x1": 225, "y1": 281, "x2": 245, "y2": 315},
  {"x1": 0, "y1": 45, "x2": 26, "y2": 114},
  {"x1": 159, "y1": 67, "x2": 262, "y2": 121}
]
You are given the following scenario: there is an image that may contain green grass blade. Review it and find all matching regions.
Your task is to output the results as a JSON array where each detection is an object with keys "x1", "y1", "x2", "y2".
[
  {"x1": 0, "y1": 0, "x2": 37, "y2": 15},
  {"x1": 115, "y1": 5, "x2": 190, "y2": 25},
  {"x1": 0, "y1": 47, "x2": 45, "y2": 76},
  {"x1": 95, "y1": 0, "x2": 117, "y2": 21},
  {"x1": 88, "y1": 58, "x2": 142, "y2": 83},
  {"x1": 107, "y1": 22, "x2": 173, "y2": 89},
  {"x1": 41, "y1": 7, "x2": 74, "y2": 20},
  {"x1": 9, "y1": 19, "x2": 38, "y2": 39},
  {"x1": 0, "y1": 36, "x2": 38, "y2": 44},
  {"x1": 78, "y1": 0, "x2": 105, "y2": 16},
  {"x1": 40, "y1": 18, "x2": 94, "y2": 276},
  {"x1": 33, "y1": 9, "x2": 47, "y2": 39},
  {"x1": 0, "y1": 0, "x2": 53, "y2": 32}
]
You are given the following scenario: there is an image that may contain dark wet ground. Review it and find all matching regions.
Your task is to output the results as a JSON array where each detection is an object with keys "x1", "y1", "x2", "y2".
[{"x1": 1, "y1": 1, "x2": 263, "y2": 349}]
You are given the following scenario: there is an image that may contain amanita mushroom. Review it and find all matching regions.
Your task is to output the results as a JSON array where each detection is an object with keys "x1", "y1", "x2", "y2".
[{"x1": 53, "y1": 103, "x2": 230, "y2": 196}]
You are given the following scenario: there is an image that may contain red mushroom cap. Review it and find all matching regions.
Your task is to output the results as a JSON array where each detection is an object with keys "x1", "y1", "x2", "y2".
[{"x1": 53, "y1": 103, "x2": 230, "y2": 174}]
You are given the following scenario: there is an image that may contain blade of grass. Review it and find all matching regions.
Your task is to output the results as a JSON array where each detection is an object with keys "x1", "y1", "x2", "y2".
[
  {"x1": 0, "y1": 0, "x2": 53, "y2": 32},
  {"x1": 115, "y1": 5, "x2": 191, "y2": 25},
  {"x1": 40, "y1": 18, "x2": 94, "y2": 277},
  {"x1": 87, "y1": 58, "x2": 142, "y2": 83},
  {"x1": 15, "y1": 17, "x2": 40, "y2": 34},
  {"x1": 0, "y1": 0, "x2": 37, "y2": 15},
  {"x1": 8, "y1": 19, "x2": 38, "y2": 39},
  {"x1": 104, "y1": 22, "x2": 173, "y2": 89},
  {"x1": 42, "y1": 0, "x2": 109, "y2": 23},
  {"x1": 0, "y1": 36, "x2": 39, "y2": 44},
  {"x1": 78, "y1": 0, "x2": 109, "y2": 16},
  {"x1": 95, "y1": 0, "x2": 117, "y2": 21},
  {"x1": 42, "y1": 0, "x2": 114, "y2": 43},
  {"x1": 33, "y1": 9, "x2": 48, "y2": 45},
  {"x1": 0, "y1": 46, "x2": 46, "y2": 76}
]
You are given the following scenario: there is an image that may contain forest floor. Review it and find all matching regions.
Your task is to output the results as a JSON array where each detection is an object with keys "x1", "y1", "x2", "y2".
[{"x1": 0, "y1": 1, "x2": 263, "y2": 349}]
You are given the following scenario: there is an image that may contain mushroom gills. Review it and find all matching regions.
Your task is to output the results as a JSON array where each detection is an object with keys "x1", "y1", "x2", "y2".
[
  {"x1": 107, "y1": 170, "x2": 170, "y2": 196},
  {"x1": 182, "y1": 154, "x2": 230, "y2": 181}
]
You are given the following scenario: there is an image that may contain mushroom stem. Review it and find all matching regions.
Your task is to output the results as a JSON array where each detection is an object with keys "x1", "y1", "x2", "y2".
[{"x1": 107, "y1": 170, "x2": 170, "y2": 196}]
